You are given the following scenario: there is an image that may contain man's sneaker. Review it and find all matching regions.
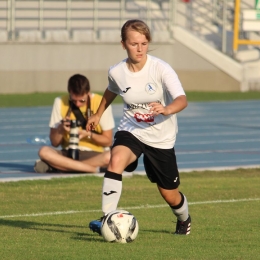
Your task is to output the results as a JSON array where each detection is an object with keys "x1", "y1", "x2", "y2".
[
  {"x1": 99, "y1": 167, "x2": 107, "y2": 173},
  {"x1": 89, "y1": 217, "x2": 103, "y2": 235},
  {"x1": 174, "y1": 215, "x2": 191, "y2": 235},
  {"x1": 34, "y1": 160, "x2": 57, "y2": 173}
]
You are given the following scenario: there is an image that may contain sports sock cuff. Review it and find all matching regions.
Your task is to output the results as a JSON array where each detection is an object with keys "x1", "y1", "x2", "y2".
[
  {"x1": 104, "y1": 171, "x2": 122, "y2": 181},
  {"x1": 170, "y1": 192, "x2": 185, "y2": 209}
]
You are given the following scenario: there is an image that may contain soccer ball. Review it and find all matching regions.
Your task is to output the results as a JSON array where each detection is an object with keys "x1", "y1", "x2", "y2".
[{"x1": 101, "y1": 209, "x2": 139, "y2": 243}]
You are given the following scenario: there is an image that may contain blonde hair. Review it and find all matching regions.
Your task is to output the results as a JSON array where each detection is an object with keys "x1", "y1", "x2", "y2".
[{"x1": 121, "y1": 19, "x2": 152, "y2": 42}]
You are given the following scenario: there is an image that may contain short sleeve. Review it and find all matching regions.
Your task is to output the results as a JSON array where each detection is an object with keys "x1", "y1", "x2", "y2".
[
  {"x1": 107, "y1": 73, "x2": 120, "y2": 95},
  {"x1": 99, "y1": 104, "x2": 115, "y2": 131},
  {"x1": 161, "y1": 63, "x2": 186, "y2": 99}
]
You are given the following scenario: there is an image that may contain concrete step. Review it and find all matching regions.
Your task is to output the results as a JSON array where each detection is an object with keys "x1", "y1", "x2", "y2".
[
  {"x1": 0, "y1": 31, "x2": 8, "y2": 42},
  {"x1": 235, "y1": 49, "x2": 260, "y2": 63},
  {"x1": 173, "y1": 25, "x2": 260, "y2": 92}
]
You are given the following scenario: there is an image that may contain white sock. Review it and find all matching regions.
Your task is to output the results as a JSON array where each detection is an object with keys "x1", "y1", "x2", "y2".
[
  {"x1": 102, "y1": 171, "x2": 122, "y2": 215},
  {"x1": 170, "y1": 192, "x2": 189, "y2": 222}
]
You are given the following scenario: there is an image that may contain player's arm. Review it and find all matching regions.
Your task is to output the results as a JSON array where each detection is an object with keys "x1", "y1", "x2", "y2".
[
  {"x1": 149, "y1": 95, "x2": 187, "y2": 116},
  {"x1": 163, "y1": 95, "x2": 187, "y2": 115},
  {"x1": 87, "y1": 88, "x2": 117, "y2": 131},
  {"x1": 149, "y1": 64, "x2": 187, "y2": 116}
]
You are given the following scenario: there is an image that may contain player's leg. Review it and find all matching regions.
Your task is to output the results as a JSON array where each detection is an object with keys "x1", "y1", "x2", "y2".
[
  {"x1": 102, "y1": 145, "x2": 137, "y2": 213},
  {"x1": 157, "y1": 186, "x2": 191, "y2": 235},
  {"x1": 102, "y1": 131, "x2": 143, "y2": 215},
  {"x1": 143, "y1": 146, "x2": 191, "y2": 235},
  {"x1": 89, "y1": 145, "x2": 137, "y2": 234},
  {"x1": 89, "y1": 131, "x2": 142, "y2": 235}
]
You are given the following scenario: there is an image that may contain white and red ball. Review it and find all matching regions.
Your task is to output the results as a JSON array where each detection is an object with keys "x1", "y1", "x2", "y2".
[{"x1": 101, "y1": 209, "x2": 139, "y2": 243}]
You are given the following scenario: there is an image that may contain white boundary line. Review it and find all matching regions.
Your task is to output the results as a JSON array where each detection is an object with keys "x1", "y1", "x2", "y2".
[{"x1": 0, "y1": 198, "x2": 259, "y2": 219}]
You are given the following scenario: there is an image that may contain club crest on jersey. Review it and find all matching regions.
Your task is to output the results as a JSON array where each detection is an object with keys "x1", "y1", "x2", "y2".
[{"x1": 145, "y1": 83, "x2": 157, "y2": 94}]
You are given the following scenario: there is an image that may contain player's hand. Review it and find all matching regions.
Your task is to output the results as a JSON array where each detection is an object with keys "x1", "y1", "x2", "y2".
[
  {"x1": 86, "y1": 114, "x2": 101, "y2": 131},
  {"x1": 149, "y1": 102, "x2": 167, "y2": 116}
]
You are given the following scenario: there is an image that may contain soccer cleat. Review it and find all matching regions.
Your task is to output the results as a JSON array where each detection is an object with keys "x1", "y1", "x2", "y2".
[
  {"x1": 89, "y1": 218, "x2": 103, "y2": 235},
  {"x1": 174, "y1": 215, "x2": 191, "y2": 235}
]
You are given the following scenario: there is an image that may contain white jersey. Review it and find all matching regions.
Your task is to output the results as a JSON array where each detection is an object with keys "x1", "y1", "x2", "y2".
[{"x1": 108, "y1": 55, "x2": 185, "y2": 149}]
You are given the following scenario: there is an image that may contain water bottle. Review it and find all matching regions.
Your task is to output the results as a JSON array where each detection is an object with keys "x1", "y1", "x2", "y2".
[
  {"x1": 67, "y1": 120, "x2": 79, "y2": 160},
  {"x1": 27, "y1": 136, "x2": 51, "y2": 145}
]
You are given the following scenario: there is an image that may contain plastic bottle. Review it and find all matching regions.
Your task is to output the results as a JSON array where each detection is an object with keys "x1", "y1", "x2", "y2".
[
  {"x1": 67, "y1": 120, "x2": 79, "y2": 160},
  {"x1": 26, "y1": 136, "x2": 50, "y2": 145}
]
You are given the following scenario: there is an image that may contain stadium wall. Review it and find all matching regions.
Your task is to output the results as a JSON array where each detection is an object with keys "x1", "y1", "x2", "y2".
[{"x1": 0, "y1": 42, "x2": 240, "y2": 94}]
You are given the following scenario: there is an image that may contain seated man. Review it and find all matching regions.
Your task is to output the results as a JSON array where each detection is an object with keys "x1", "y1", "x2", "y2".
[{"x1": 34, "y1": 74, "x2": 115, "y2": 173}]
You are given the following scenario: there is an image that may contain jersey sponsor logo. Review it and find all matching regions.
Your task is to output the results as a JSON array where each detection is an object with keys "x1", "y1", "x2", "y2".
[
  {"x1": 122, "y1": 87, "x2": 131, "y2": 93},
  {"x1": 127, "y1": 103, "x2": 150, "y2": 110},
  {"x1": 145, "y1": 83, "x2": 157, "y2": 94},
  {"x1": 103, "y1": 190, "x2": 117, "y2": 196},
  {"x1": 134, "y1": 112, "x2": 154, "y2": 123}
]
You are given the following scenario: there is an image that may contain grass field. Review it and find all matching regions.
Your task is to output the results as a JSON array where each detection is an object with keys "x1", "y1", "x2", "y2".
[
  {"x1": 1, "y1": 92, "x2": 259, "y2": 259},
  {"x1": 1, "y1": 91, "x2": 260, "y2": 107},
  {"x1": 0, "y1": 169, "x2": 259, "y2": 260}
]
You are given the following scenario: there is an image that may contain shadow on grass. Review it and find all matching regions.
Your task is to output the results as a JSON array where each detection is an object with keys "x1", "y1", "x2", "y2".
[
  {"x1": 0, "y1": 218, "x2": 173, "y2": 242},
  {"x1": 141, "y1": 228, "x2": 172, "y2": 234},
  {"x1": 0, "y1": 218, "x2": 98, "y2": 240}
]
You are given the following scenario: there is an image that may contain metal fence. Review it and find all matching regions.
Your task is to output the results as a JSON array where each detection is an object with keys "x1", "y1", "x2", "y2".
[
  {"x1": 174, "y1": 0, "x2": 260, "y2": 57},
  {"x1": 0, "y1": 0, "x2": 174, "y2": 42},
  {"x1": 0, "y1": 0, "x2": 259, "y2": 57}
]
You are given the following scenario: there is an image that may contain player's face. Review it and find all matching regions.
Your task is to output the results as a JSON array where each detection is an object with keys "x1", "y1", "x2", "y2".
[
  {"x1": 69, "y1": 92, "x2": 88, "y2": 107},
  {"x1": 121, "y1": 30, "x2": 149, "y2": 65}
]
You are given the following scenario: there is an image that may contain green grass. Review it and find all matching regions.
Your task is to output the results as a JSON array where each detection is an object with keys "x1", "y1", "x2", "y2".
[
  {"x1": 0, "y1": 169, "x2": 260, "y2": 260},
  {"x1": 1, "y1": 91, "x2": 260, "y2": 107},
  {"x1": 186, "y1": 91, "x2": 260, "y2": 102}
]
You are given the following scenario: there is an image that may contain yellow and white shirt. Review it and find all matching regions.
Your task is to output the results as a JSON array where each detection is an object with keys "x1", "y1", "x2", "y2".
[{"x1": 49, "y1": 93, "x2": 115, "y2": 152}]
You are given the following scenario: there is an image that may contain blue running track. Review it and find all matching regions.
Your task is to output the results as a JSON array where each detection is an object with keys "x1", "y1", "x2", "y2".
[{"x1": 0, "y1": 101, "x2": 259, "y2": 182}]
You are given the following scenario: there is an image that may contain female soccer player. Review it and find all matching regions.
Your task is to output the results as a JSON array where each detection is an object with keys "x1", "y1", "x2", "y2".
[{"x1": 88, "y1": 19, "x2": 191, "y2": 235}]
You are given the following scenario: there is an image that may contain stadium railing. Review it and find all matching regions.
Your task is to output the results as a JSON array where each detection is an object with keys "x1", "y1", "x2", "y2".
[
  {"x1": 0, "y1": 0, "x2": 259, "y2": 91},
  {"x1": 0, "y1": 0, "x2": 174, "y2": 43},
  {"x1": 174, "y1": 0, "x2": 260, "y2": 61}
]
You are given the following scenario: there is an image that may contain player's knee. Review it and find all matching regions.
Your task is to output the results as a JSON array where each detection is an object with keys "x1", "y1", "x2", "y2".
[
  {"x1": 160, "y1": 188, "x2": 181, "y2": 206},
  {"x1": 110, "y1": 153, "x2": 124, "y2": 168}
]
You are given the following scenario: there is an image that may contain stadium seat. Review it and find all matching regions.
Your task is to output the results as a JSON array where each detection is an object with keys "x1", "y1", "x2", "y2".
[{"x1": 44, "y1": 30, "x2": 70, "y2": 42}]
